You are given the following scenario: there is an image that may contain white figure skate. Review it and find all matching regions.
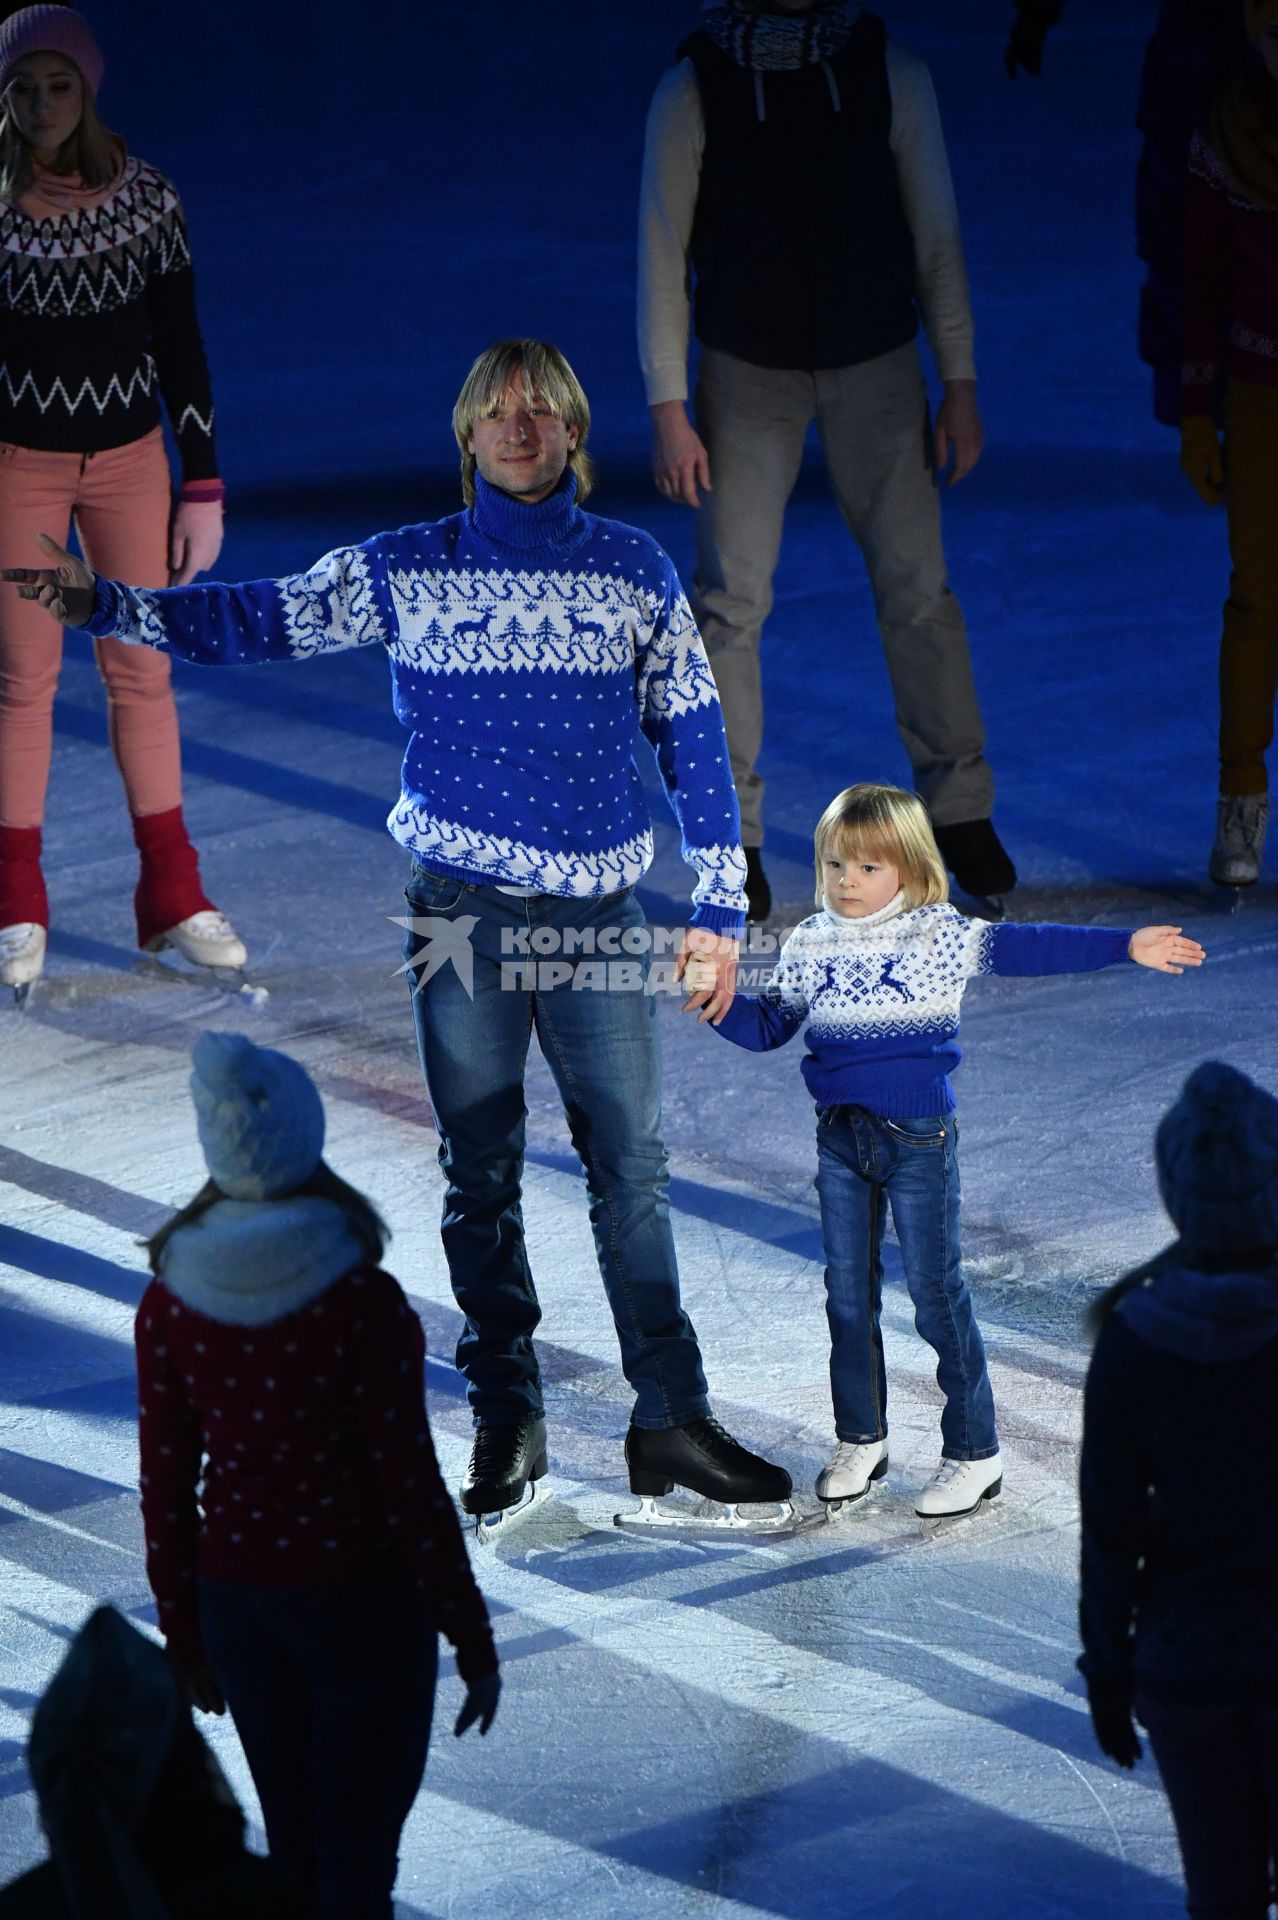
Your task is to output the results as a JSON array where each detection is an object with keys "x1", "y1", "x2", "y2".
[
  {"x1": 915, "y1": 1453, "x2": 1002, "y2": 1534},
  {"x1": 815, "y1": 1438, "x2": 888, "y2": 1517},
  {"x1": 1, "y1": 921, "x2": 45, "y2": 1007}
]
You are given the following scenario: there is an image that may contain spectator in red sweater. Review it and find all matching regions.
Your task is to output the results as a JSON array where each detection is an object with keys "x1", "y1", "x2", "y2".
[
  {"x1": 135, "y1": 1031, "x2": 498, "y2": 1920},
  {"x1": 1179, "y1": 0, "x2": 1278, "y2": 889}
]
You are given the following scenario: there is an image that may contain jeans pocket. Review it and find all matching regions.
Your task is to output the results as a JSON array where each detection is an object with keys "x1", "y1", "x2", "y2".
[
  {"x1": 406, "y1": 865, "x2": 468, "y2": 916},
  {"x1": 880, "y1": 1115, "x2": 947, "y2": 1147}
]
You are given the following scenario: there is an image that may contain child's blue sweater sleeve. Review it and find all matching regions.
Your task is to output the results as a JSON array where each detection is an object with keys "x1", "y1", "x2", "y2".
[
  {"x1": 81, "y1": 539, "x2": 392, "y2": 665},
  {"x1": 714, "y1": 940, "x2": 809, "y2": 1052},
  {"x1": 975, "y1": 923, "x2": 1134, "y2": 977}
]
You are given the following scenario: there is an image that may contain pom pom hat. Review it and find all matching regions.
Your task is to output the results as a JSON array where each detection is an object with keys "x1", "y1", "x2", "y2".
[
  {"x1": 1155, "y1": 1060, "x2": 1278, "y2": 1252},
  {"x1": 189, "y1": 1032, "x2": 325, "y2": 1201},
  {"x1": 0, "y1": 6, "x2": 104, "y2": 95}
]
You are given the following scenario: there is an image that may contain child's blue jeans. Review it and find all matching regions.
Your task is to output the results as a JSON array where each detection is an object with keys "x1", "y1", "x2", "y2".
[{"x1": 814, "y1": 1105, "x2": 999, "y2": 1461}]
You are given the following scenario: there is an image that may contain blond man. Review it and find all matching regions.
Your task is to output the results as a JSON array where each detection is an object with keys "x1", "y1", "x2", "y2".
[{"x1": 4, "y1": 338, "x2": 792, "y2": 1528}]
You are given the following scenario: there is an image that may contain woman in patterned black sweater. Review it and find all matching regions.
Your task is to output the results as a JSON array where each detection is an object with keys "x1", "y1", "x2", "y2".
[{"x1": 0, "y1": 4, "x2": 244, "y2": 997}]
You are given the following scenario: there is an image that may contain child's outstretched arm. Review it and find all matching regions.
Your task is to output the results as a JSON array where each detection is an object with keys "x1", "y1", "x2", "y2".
[
  {"x1": 972, "y1": 919, "x2": 1204, "y2": 980},
  {"x1": 1127, "y1": 927, "x2": 1206, "y2": 974}
]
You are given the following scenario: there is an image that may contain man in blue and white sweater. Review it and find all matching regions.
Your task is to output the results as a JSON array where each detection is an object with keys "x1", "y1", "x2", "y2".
[{"x1": 7, "y1": 337, "x2": 793, "y2": 1523}]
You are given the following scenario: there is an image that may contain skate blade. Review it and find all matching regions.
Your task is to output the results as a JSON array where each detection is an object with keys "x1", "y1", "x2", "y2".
[
  {"x1": 10, "y1": 980, "x2": 34, "y2": 1010},
  {"x1": 614, "y1": 1495, "x2": 798, "y2": 1539},
  {"x1": 138, "y1": 954, "x2": 269, "y2": 1006},
  {"x1": 474, "y1": 1477, "x2": 551, "y2": 1544},
  {"x1": 815, "y1": 1485, "x2": 880, "y2": 1522}
]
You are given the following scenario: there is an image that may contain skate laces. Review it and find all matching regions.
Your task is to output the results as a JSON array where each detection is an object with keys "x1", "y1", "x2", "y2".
[
  {"x1": 470, "y1": 1420, "x2": 533, "y2": 1469},
  {"x1": 928, "y1": 1458, "x2": 966, "y2": 1486},
  {"x1": 1221, "y1": 796, "x2": 1268, "y2": 853},
  {"x1": 175, "y1": 910, "x2": 236, "y2": 938},
  {"x1": 686, "y1": 1414, "x2": 747, "y2": 1461},
  {"x1": 0, "y1": 922, "x2": 39, "y2": 957}
]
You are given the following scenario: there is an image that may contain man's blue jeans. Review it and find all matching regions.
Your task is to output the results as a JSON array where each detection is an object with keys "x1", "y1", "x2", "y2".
[
  {"x1": 199, "y1": 1580, "x2": 438, "y2": 1920},
  {"x1": 814, "y1": 1106, "x2": 998, "y2": 1461},
  {"x1": 402, "y1": 864, "x2": 710, "y2": 1430}
]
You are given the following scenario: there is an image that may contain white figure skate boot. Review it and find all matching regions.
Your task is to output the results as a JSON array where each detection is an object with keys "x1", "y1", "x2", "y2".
[
  {"x1": 815, "y1": 1438, "x2": 888, "y2": 1512},
  {"x1": 148, "y1": 910, "x2": 247, "y2": 971},
  {"x1": 915, "y1": 1452, "x2": 1002, "y2": 1520},
  {"x1": 1, "y1": 922, "x2": 46, "y2": 1005}
]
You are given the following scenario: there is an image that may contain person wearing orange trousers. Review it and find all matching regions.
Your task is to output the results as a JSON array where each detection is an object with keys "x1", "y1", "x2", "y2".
[{"x1": 0, "y1": 4, "x2": 245, "y2": 997}]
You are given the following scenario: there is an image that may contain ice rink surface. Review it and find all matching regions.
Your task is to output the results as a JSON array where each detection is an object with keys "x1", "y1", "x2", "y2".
[{"x1": 2, "y1": 0, "x2": 1276, "y2": 1912}]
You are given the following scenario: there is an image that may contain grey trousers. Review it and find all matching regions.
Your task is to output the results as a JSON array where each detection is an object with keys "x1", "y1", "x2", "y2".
[{"x1": 692, "y1": 342, "x2": 995, "y2": 846}]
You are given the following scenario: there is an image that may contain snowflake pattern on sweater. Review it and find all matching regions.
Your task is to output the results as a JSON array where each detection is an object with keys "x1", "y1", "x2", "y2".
[
  {"x1": 84, "y1": 473, "x2": 747, "y2": 930},
  {"x1": 716, "y1": 896, "x2": 1133, "y2": 1116}
]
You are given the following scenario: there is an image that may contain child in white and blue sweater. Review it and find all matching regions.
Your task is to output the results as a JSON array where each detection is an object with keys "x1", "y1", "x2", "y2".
[{"x1": 693, "y1": 783, "x2": 1206, "y2": 1519}]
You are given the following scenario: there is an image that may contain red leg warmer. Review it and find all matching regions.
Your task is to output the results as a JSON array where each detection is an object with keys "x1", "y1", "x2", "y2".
[
  {"x1": 132, "y1": 807, "x2": 214, "y2": 950},
  {"x1": 0, "y1": 825, "x2": 48, "y2": 929}
]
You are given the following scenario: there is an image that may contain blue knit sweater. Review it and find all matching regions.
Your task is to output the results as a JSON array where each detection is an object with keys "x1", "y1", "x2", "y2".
[
  {"x1": 716, "y1": 894, "x2": 1134, "y2": 1116},
  {"x1": 82, "y1": 473, "x2": 747, "y2": 934}
]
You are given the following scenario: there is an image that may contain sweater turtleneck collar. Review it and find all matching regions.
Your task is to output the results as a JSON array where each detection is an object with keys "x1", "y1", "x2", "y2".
[
  {"x1": 818, "y1": 889, "x2": 908, "y2": 935},
  {"x1": 470, "y1": 469, "x2": 583, "y2": 550}
]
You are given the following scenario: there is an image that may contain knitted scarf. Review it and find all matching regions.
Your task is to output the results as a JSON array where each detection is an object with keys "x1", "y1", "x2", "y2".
[
  {"x1": 157, "y1": 1195, "x2": 371, "y2": 1328},
  {"x1": 17, "y1": 137, "x2": 126, "y2": 218},
  {"x1": 700, "y1": 0, "x2": 862, "y2": 70}
]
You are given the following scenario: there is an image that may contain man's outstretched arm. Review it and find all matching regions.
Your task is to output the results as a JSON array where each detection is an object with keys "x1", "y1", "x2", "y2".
[{"x1": 3, "y1": 531, "x2": 391, "y2": 665}]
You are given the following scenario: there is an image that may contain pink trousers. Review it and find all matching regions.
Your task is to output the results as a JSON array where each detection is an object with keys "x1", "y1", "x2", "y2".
[{"x1": 0, "y1": 426, "x2": 182, "y2": 826}]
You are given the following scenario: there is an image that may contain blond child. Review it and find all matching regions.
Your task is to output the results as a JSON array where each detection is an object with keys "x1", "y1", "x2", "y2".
[{"x1": 689, "y1": 784, "x2": 1205, "y2": 1517}]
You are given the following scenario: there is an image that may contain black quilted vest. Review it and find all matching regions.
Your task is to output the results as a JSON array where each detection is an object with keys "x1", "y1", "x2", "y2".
[{"x1": 681, "y1": 13, "x2": 918, "y2": 370}]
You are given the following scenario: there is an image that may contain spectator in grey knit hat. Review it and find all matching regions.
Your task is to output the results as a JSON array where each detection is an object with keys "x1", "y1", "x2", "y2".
[
  {"x1": 136, "y1": 1034, "x2": 499, "y2": 1920},
  {"x1": 1078, "y1": 1060, "x2": 1278, "y2": 1920}
]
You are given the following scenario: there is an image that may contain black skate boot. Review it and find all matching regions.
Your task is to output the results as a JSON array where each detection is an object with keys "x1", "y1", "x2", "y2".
[
  {"x1": 460, "y1": 1415, "x2": 548, "y2": 1519},
  {"x1": 933, "y1": 818, "x2": 1016, "y2": 917},
  {"x1": 620, "y1": 1416, "x2": 793, "y2": 1535}
]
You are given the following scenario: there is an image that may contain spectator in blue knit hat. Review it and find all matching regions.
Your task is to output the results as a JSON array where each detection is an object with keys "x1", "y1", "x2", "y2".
[
  {"x1": 1079, "y1": 1059, "x2": 1278, "y2": 1920},
  {"x1": 134, "y1": 1033, "x2": 499, "y2": 1920}
]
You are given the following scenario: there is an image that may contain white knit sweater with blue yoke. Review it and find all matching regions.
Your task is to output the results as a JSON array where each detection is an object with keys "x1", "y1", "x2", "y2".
[
  {"x1": 82, "y1": 472, "x2": 748, "y2": 934},
  {"x1": 716, "y1": 893, "x2": 1134, "y2": 1116}
]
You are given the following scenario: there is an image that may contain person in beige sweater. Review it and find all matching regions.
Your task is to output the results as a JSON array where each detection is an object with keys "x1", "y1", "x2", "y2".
[{"x1": 638, "y1": 0, "x2": 1015, "y2": 920}]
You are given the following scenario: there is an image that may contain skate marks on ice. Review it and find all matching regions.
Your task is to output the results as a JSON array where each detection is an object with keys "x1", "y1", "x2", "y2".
[
  {"x1": 420, "y1": 1455, "x2": 1182, "y2": 1919},
  {"x1": 0, "y1": 1278, "x2": 1185, "y2": 1913},
  {"x1": 135, "y1": 951, "x2": 270, "y2": 1008}
]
